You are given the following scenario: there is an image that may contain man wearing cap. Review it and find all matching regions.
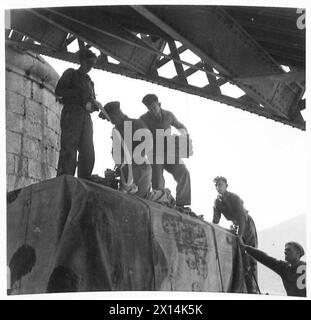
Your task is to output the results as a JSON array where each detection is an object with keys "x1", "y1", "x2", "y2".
[
  {"x1": 140, "y1": 94, "x2": 191, "y2": 209},
  {"x1": 241, "y1": 241, "x2": 306, "y2": 297},
  {"x1": 55, "y1": 49, "x2": 103, "y2": 178},
  {"x1": 99, "y1": 101, "x2": 152, "y2": 198}
]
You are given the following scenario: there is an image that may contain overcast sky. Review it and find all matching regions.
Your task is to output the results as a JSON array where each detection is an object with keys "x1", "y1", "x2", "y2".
[{"x1": 46, "y1": 54, "x2": 307, "y2": 231}]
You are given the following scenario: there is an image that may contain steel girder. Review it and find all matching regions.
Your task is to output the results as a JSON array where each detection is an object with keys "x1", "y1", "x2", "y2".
[{"x1": 5, "y1": 5, "x2": 305, "y2": 130}]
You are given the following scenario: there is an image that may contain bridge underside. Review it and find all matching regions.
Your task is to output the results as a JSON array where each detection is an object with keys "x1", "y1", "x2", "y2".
[{"x1": 5, "y1": 5, "x2": 306, "y2": 129}]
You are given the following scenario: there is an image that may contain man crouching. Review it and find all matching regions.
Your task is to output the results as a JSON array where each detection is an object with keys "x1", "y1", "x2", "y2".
[{"x1": 99, "y1": 101, "x2": 152, "y2": 198}]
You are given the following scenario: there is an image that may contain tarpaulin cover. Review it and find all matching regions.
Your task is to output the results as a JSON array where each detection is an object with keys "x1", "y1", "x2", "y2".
[{"x1": 7, "y1": 175, "x2": 247, "y2": 294}]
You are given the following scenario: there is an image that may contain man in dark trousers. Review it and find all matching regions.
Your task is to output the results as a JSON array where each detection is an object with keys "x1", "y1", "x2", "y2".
[
  {"x1": 55, "y1": 49, "x2": 103, "y2": 178},
  {"x1": 99, "y1": 101, "x2": 152, "y2": 198},
  {"x1": 241, "y1": 241, "x2": 306, "y2": 297},
  {"x1": 140, "y1": 94, "x2": 191, "y2": 209},
  {"x1": 212, "y1": 176, "x2": 258, "y2": 292},
  {"x1": 212, "y1": 176, "x2": 258, "y2": 246}
]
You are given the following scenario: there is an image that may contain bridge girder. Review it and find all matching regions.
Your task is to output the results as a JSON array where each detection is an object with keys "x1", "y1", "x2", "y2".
[{"x1": 5, "y1": 5, "x2": 306, "y2": 130}]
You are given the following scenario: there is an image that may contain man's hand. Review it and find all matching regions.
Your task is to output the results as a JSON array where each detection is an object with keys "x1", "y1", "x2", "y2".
[
  {"x1": 93, "y1": 100, "x2": 103, "y2": 111},
  {"x1": 85, "y1": 100, "x2": 103, "y2": 113},
  {"x1": 229, "y1": 224, "x2": 239, "y2": 235},
  {"x1": 98, "y1": 111, "x2": 106, "y2": 120},
  {"x1": 85, "y1": 101, "x2": 97, "y2": 113}
]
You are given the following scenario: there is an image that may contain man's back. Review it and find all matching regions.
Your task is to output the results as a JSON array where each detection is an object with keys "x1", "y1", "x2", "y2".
[
  {"x1": 140, "y1": 109, "x2": 185, "y2": 133},
  {"x1": 55, "y1": 68, "x2": 95, "y2": 107},
  {"x1": 113, "y1": 117, "x2": 149, "y2": 165},
  {"x1": 140, "y1": 95, "x2": 191, "y2": 207},
  {"x1": 279, "y1": 261, "x2": 306, "y2": 297},
  {"x1": 213, "y1": 191, "x2": 248, "y2": 223}
]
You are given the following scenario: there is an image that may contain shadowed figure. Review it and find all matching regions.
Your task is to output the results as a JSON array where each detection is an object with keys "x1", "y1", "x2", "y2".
[
  {"x1": 8, "y1": 245, "x2": 36, "y2": 292},
  {"x1": 46, "y1": 265, "x2": 78, "y2": 293}
]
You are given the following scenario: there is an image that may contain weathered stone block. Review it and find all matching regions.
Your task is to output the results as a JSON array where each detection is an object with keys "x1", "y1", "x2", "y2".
[
  {"x1": 22, "y1": 136, "x2": 41, "y2": 160},
  {"x1": 6, "y1": 90, "x2": 25, "y2": 115},
  {"x1": 7, "y1": 174, "x2": 17, "y2": 192},
  {"x1": 24, "y1": 119, "x2": 43, "y2": 141},
  {"x1": 43, "y1": 127, "x2": 60, "y2": 149},
  {"x1": 46, "y1": 164, "x2": 57, "y2": 178},
  {"x1": 46, "y1": 109, "x2": 60, "y2": 130},
  {"x1": 28, "y1": 158, "x2": 43, "y2": 180},
  {"x1": 25, "y1": 99, "x2": 43, "y2": 124},
  {"x1": 6, "y1": 71, "x2": 31, "y2": 97},
  {"x1": 14, "y1": 155, "x2": 28, "y2": 177},
  {"x1": 6, "y1": 153, "x2": 15, "y2": 174},
  {"x1": 49, "y1": 101, "x2": 62, "y2": 119},
  {"x1": 6, "y1": 131, "x2": 22, "y2": 154},
  {"x1": 6, "y1": 111, "x2": 24, "y2": 133},
  {"x1": 14, "y1": 175, "x2": 36, "y2": 191},
  {"x1": 40, "y1": 89, "x2": 58, "y2": 110},
  {"x1": 32, "y1": 81, "x2": 44, "y2": 104},
  {"x1": 40, "y1": 162, "x2": 57, "y2": 179},
  {"x1": 44, "y1": 146, "x2": 59, "y2": 169},
  {"x1": 47, "y1": 105, "x2": 62, "y2": 122}
]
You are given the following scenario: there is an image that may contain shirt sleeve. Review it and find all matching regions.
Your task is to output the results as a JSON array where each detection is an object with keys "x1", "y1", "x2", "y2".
[
  {"x1": 213, "y1": 198, "x2": 222, "y2": 224},
  {"x1": 169, "y1": 111, "x2": 187, "y2": 131},
  {"x1": 230, "y1": 193, "x2": 247, "y2": 235},
  {"x1": 244, "y1": 245, "x2": 287, "y2": 276}
]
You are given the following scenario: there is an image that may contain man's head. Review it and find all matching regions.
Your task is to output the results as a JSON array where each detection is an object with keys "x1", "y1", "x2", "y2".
[
  {"x1": 78, "y1": 49, "x2": 97, "y2": 73},
  {"x1": 99, "y1": 101, "x2": 125, "y2": 125},
  {"x1": 284, "y1": 242, "x2": 305, "y2": 264},
  {"x1": 213, "y1": 176, "x2": 228, "y2": 195},
  {"x1": 142, "y1": 94, "x2": 161, "y2": 118}
]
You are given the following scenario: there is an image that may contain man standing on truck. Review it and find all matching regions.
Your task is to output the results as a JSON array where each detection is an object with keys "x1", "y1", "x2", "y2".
[
  {"x1": 99, "y1": 101, "x2": 152, "y2": 198},
  {"x1": 55, "y1": 49, "x2": 103, "y2": 178},
  {"x1": 140, "y1": 94, "x2": 192, "y2": 211}
]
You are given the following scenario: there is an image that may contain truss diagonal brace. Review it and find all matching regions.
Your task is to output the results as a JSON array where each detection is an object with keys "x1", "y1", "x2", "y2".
[
  {"x1": 167, "y1": 40, "x2": 188, "y2": 84},
  {"x1": 31, "y1": 8, "x2": 149, "y2": 74},
  {"x1": 132, "y1": 5, "x2": 304, "y2": 123},
  {"x1": 132, "y1": 5, "x2": 226, "y2": 75}
]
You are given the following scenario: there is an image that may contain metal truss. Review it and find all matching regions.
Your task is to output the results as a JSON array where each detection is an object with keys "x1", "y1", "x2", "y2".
[{"x1": 5, "y1": 5, "x2": 306, "y2": 130}]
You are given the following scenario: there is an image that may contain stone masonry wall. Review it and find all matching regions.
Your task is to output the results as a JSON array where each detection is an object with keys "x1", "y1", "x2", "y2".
[{"x1": 6, "y1": 46, "x2": 62, "y2": 191}]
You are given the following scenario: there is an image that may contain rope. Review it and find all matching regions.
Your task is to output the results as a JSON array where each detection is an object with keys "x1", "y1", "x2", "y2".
[
  {"x1": 238, "y1": 241, "x2": 261, "y2": 294},
  {"x1": 211, "y1": 225, "x2": 225, "y2": 292}
]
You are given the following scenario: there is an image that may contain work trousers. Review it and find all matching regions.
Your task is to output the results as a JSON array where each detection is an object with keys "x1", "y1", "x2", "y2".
[
  {"x1": 242, "y1": 215, "x2": 258, "y2": 292},
  {"x1": 57, "y1": 105, "x2": 94, "y2": 178},
  {"x1": 151, "y1": 163, "x2": 191, "y2": 206},
  {"x1": 121, "y1": 163, "x2": 152, "y2": 199},
  {"x1": 243, "y1": 215, "x2": 258, "y2": 249},
  {"x1": 132, "y1": 163, "x2": 152, "y2": 198}
]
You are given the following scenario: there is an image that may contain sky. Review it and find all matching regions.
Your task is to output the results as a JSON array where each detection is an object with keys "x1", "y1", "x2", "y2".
[{"x1": 45, "y1": 54, "x2": 307, "y2": 232}]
